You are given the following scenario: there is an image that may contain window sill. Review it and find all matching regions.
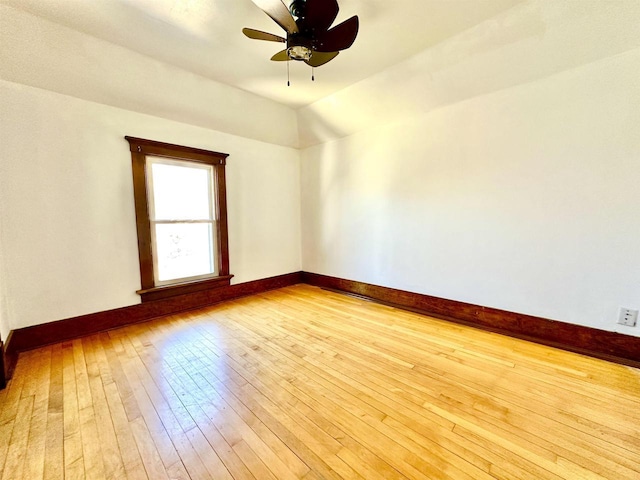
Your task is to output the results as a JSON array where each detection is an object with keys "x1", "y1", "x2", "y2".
[{"x1": 137, "y1": 275, "x2": 234, "y2": 303}]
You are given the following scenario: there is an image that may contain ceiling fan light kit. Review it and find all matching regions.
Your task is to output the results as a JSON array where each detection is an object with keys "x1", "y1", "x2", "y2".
[
  {"x1": 243, "y1": 0, "x2": 359, "y2": 83},
  {"x1": 288, "y1": 45, "x2": 313, "y2": 61}
]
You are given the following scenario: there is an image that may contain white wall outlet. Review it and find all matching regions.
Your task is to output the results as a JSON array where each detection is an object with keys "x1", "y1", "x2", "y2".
[{"x1": 618, "y1": 308, "x2": 638, "y2": 327}]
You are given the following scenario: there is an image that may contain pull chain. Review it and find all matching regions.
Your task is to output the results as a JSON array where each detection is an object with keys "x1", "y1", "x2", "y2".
[
  {"x1": 312, "y1": 67, "x2": 315, "y2": 82},
  {"x1": 287, "y1": 61, "x2": 290, "y2": 87}
]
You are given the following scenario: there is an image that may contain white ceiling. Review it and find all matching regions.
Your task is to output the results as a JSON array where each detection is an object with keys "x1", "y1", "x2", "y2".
[{"x1": 1, "y1": 0, "x2": 524, "y2": 108}]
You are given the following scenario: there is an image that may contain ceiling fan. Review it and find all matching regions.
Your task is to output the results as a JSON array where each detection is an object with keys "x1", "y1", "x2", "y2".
[{"x1": 243, "y1": 0, "x2": 359, "y2": 74}]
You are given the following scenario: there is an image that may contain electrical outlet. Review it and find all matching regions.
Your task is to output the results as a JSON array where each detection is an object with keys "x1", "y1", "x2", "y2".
[{"x1": 618, "y1": 308, "x2": 638, "y2": 327}]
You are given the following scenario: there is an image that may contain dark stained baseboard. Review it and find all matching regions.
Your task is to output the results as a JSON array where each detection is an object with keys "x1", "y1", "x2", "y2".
[
  {"x1": 0, "y1": 339, "x2": 5, "y2": 389},
  {"x1": 302, "y1": 272, "x2": 640, "y2": 369},
  {"x1": 2, "y1": 331, "x2": 18, "y2": 385},
  {"x1": 6, "y1": 272, "x2": 304, "y2": 359},
  {"x1": 5, "y1": 270, "x2": 639, "y2": 377}
]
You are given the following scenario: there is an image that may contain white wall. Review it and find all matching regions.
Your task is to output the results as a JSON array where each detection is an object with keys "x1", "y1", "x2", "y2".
[
  {"x1": 0, "y1": 80, "x2": 301, "y2": 331},
  {"x1": 301, "y1": 45, "x2": 640, "y2": 336}
]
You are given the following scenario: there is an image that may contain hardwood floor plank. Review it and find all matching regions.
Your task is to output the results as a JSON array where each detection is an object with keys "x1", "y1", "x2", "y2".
[
  {"x1": 81, "y1": 336, "x2": 126, "y2": 480},
  {"x1": 23, "y1": 347, "x2": 52, "y2": 480},
  {"x1": 98, "y1": 334, "x2": 148, "y2": 480},
  {"x1": 128, "y1": 417, "x2": 170, "y2": 480},
  {"x1": 2, "y1": 395, "x2": 34, "y2": 480},
  {"x1": 115, "y1": 336, "x2": 188, "y2": 478},
  {"x1": 0, "y1": 357, "x2": 29, "y2": 478},
  {"x1": 101, "y1": 380, "x2": 148, "y2": 480},
  {"x1": 43, "y1": 344, "x2": 64, "y2": 480},
  {"x1": 1, "y1": 285, "x2": 639, "y2": 479},
  {"x1": 73, "y1": 339, "x2": 106, "y2": 480},
  {"x1": 61, "y1": 341, "x2": 85, "y2": 480}
]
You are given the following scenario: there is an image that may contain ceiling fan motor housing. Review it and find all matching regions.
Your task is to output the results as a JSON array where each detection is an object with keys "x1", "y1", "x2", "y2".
[{"x1": 289, "y1": 0, "x2": 307, "y2": 19}]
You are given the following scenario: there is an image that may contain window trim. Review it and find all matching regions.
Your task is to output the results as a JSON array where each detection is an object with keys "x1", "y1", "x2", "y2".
[{"x1": 125, "y1": 136, "x2": 232, "y2": 302}]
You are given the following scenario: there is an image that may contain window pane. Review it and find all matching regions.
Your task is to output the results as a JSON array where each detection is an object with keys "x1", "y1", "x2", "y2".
[
  {"x1": 150, "y1": 159, "x2": 212, "y2": 220},
  {"x1": 155, "y1": 223, "x2": 216, "y2": 282}
]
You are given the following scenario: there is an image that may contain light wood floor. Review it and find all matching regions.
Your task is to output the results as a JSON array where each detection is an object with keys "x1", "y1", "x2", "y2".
[{"x1": 0, "y1": 285, "x2": 639, "y2": 480}]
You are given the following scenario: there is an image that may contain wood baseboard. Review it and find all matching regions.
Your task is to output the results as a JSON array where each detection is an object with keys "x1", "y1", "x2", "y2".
[
  {"x1": 2, "y1": 331, "x2": 18, "y2": 385},
  {"x1": 6, "y1": 272, "x2": 303, "y2": 358},
  {"x1": 0, "y1": 339, "x2": 5, "y2": 389},
  {"x1": 5, "y1": 270, "x2": 639, "y2": 373},
  {"x1": 302, "y1": 272, "x2": 640, "y2": 369}
]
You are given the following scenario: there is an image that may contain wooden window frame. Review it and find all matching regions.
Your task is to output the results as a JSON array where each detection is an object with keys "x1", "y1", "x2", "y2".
[{"x1": 126, "y1": 136, "x2": 232, "y2": 302}]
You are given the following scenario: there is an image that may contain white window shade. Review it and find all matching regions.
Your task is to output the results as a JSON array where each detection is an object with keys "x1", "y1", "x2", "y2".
[{"x1": 150, "y1": 161, "x2": 213, "y2": 221}]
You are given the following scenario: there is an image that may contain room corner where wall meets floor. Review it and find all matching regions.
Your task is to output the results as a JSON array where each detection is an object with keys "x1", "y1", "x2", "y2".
[
  {"x1": 3, "y1": 272, "x2": 639, "y2": 386},
  {"x1": 302, "y1": 273, "x2": 640, "y2": 370},
  {"x1": 1, "y1": 284, "x2": 639, "y2": 479}
]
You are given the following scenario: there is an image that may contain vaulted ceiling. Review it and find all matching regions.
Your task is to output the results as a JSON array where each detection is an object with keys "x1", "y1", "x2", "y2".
[
  {"x1": 1, "y1": 0, "x2": 523, "y2": 108},
  {"x1": 3, "y1": 0, "x2": 638, "y2": 149}
]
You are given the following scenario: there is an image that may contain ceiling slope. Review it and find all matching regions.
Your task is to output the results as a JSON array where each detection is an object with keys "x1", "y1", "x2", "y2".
[
  {"x1": 298, "y1": 0, "x2": 640, "y2": 147},
  {"x1": 0, "y1": 4, "x2": 299, "y2": 147},
  {"x1": 0, "y1": 0, "x2": 524, "y2": 108}
]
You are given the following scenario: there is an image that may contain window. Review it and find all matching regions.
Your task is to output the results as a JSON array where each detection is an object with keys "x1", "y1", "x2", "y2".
[{"x1": 126, "y1": 137, "x2": 231, "y2": 302}]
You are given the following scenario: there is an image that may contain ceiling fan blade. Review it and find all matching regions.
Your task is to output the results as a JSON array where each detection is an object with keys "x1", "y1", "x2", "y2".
[
  {"x1": 270, "y1": 49, "x2": 291, "y2": 61},
  {"x1": 242, "y1": 28, "x2": 285, "y2": 43},
  {"x1": 301, "y1": 0, "x2": 339, "y2": 32},
  {"x1": 250, "y1": 0, "x2": 299, "y2": 34},
  {"x1": 315, "y1": 15, "x2": 359, "y2": 52},
  {"x1": 306, "y1": 51, "x2": 339, "y2": 67}
]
